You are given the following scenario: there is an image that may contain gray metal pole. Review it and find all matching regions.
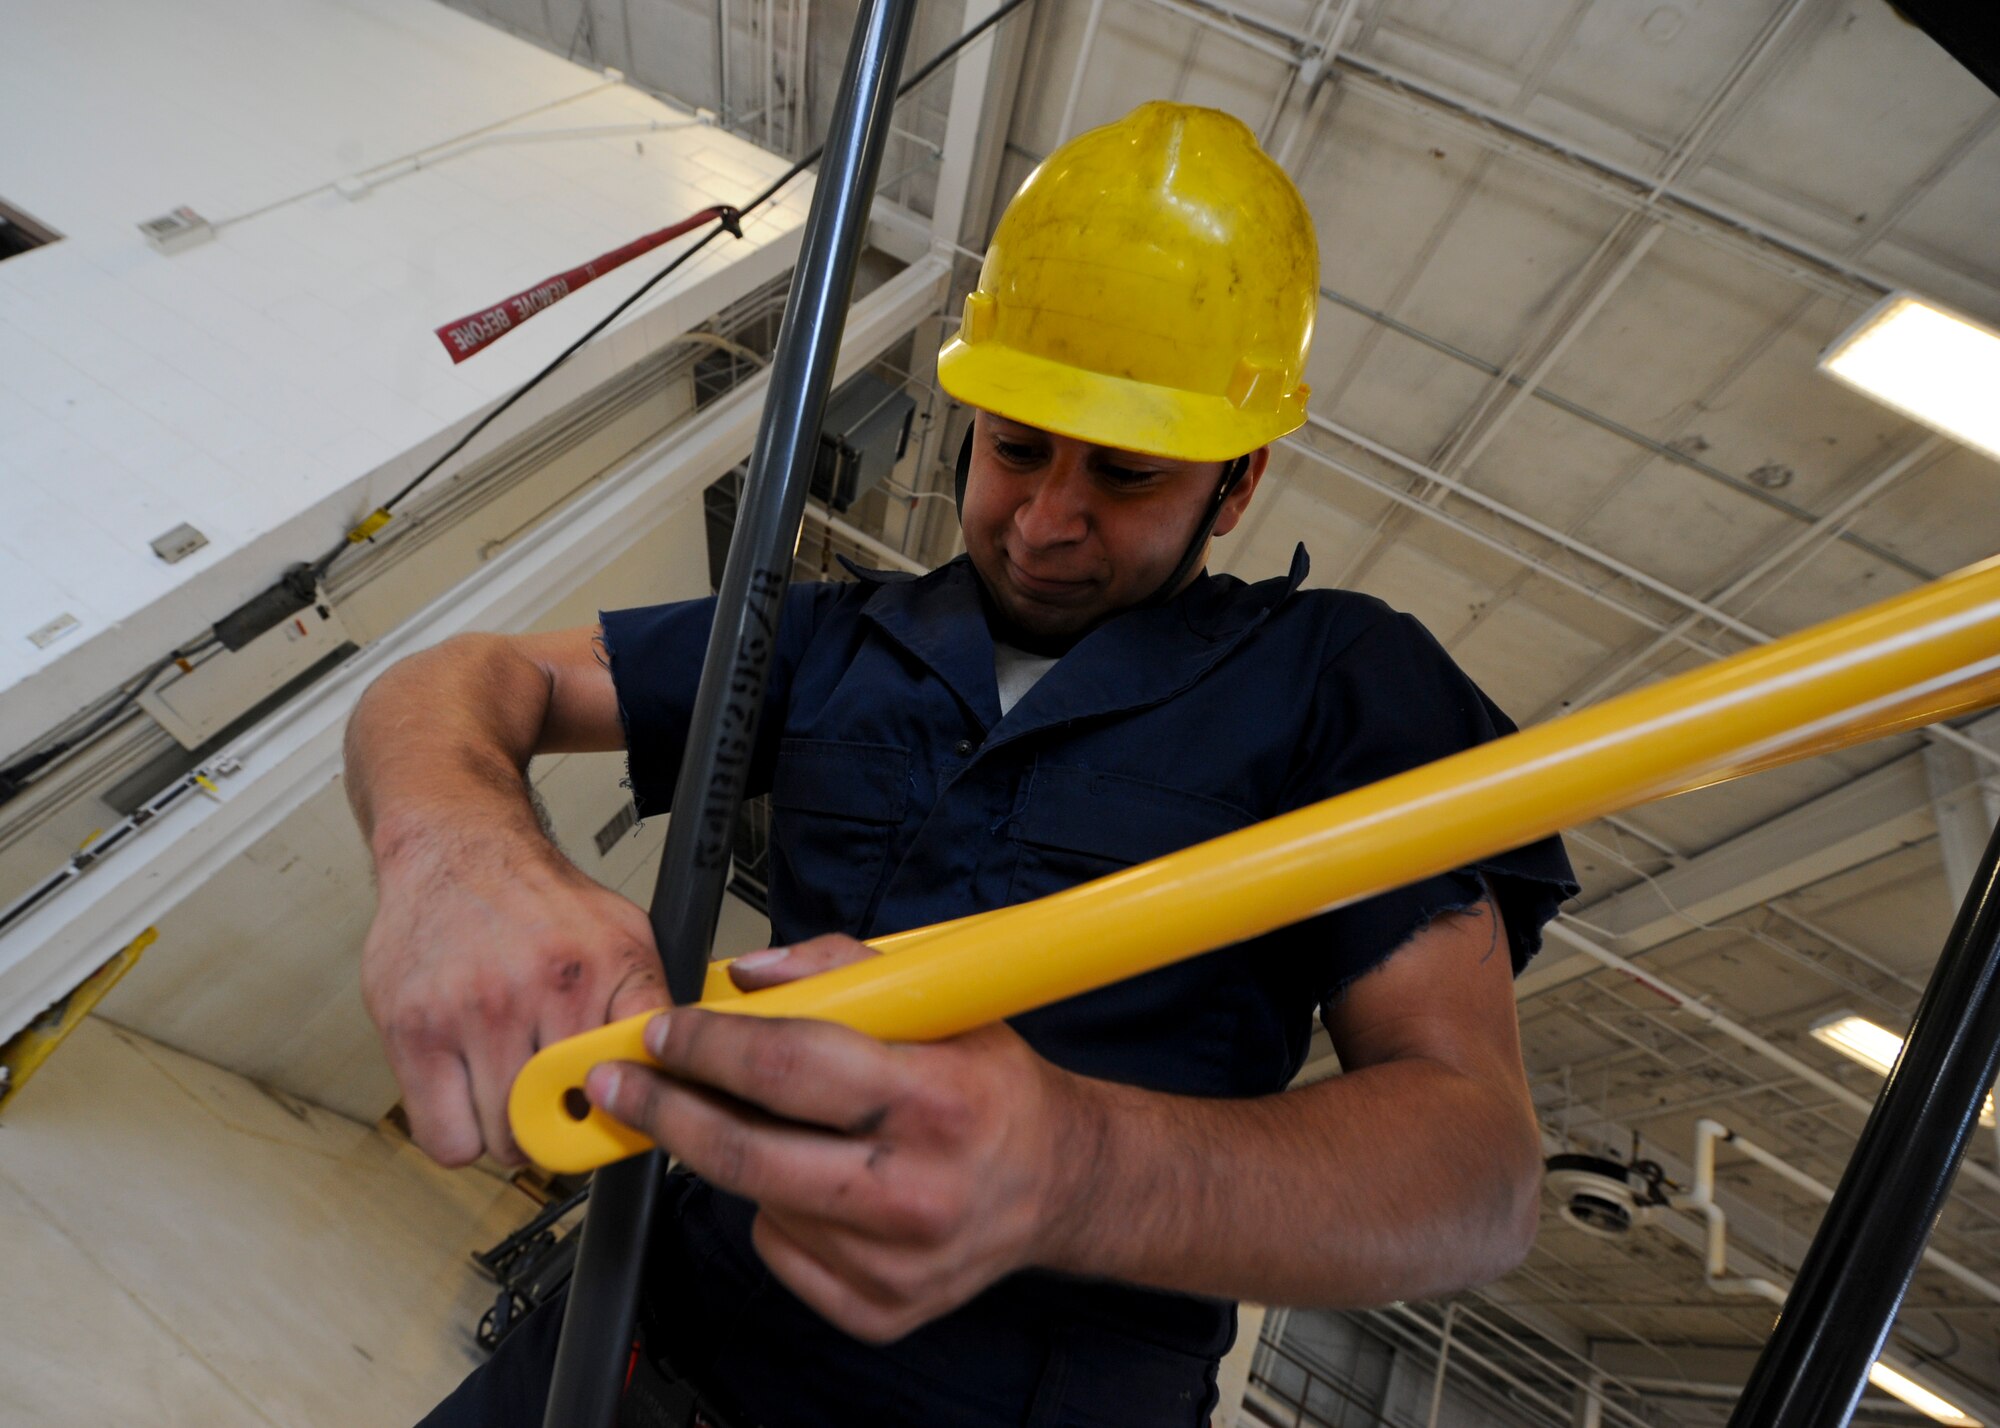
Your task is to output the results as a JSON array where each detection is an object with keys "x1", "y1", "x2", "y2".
[
  {"x1": 540, "y1": 2, "x2": 919, "y2": 1422},
  {"x1": 1727, "y1": 811, "x2": 2000, "y2": 1427}
]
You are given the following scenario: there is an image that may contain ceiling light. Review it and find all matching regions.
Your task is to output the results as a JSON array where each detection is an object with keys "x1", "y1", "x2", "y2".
[
  {"x1": 1811, "y1": 1014, "x2": 1996, "y2": 1127},
  {"x1": 1870, "y1": 1361, "x2": 1981, "y2": 1426},
  {"x1": 1820, "y1": 294, "x2": 2000, "y2": 462}
]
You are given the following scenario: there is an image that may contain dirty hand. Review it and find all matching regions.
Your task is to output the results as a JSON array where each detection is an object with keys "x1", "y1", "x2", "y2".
[
  {"x1": 585, "y1": 934, "x2": 1097, "y2": 1343},
  {"x1": 362, "y1": 832, "x2": 667, "y2": 1168}
]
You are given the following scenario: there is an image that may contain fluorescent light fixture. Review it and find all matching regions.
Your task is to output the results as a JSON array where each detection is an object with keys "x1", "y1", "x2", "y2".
[
  {"x1": 1820, "y1": 294, "x2": 2000, "y2": 462},
  {"x1": 1870, "y1": 1361, "x2": 1981, "y2": 1426},
  {"x1": 1809, "y1": 1013, "x2": 1996, "y2": 1127}
]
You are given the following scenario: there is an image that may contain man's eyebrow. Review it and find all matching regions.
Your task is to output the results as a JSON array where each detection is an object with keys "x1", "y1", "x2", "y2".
[{"x1": 986, "y1": 419, "x2": 1169, "y2": 468}]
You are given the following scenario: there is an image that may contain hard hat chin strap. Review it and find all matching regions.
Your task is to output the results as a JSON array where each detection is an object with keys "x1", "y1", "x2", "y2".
[
  {"x1": 1141, "y1": 453, "x2": 1250, "y2": 608},
  {"x1": 952, "y1": 428, "x2": 1248, "y2": 609}
]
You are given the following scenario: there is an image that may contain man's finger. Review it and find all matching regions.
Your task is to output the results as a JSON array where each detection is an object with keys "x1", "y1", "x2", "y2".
[
  {"x1": 645, "y1": 1008, "x2": 915, "y2": 1133},
  {"x1": 585, "y1": 1061, "x2": 886, "y2": 1216},
  {"x1": 727, "y1": 933, "x2": 879, "y2": 992},
  {"x1": 463, "y1": 1023, "x2": 536, "y2": 1166},
  {"x1": 749, "y1": 1212, "x2": 912, "y2": 1346},
  {"x1": 605, "y1": 955, "x2": 671, "y2": 1023},
  {"x1": 392, "y1": 1044, "x2": 483, "y2": 1167}
]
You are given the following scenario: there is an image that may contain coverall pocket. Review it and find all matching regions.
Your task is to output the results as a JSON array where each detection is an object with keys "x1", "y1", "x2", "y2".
[
  {"x1": 768, "y1": 738, "x2": 911, "y2": 935},
  {"x1": 1007, "y1": 765, "x2": 1253, "y2": 904}
]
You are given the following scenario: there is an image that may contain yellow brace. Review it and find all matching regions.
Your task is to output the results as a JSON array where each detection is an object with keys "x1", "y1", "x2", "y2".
[
  {"x1": 511, "y1": 555, "x2": 2000, "y2": 1173},
  {"x1": 0, "y1": 928, "x2": 157, "y2": 1114}
]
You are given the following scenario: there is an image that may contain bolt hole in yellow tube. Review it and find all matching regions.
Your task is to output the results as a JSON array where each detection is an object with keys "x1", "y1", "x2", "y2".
[{"x1": 510, "y1": 555, "x2": 2000, "y2": 1173}]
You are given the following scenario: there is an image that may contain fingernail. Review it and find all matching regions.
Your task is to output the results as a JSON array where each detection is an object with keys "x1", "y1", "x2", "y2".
[
  {"x1": 587, "y1": 1065, "x2": 622, "y2": 1107},
  {"x1": 645, "y1": 1012, "x2": 673, "y2": 1058},
  {"x1": 734, "y1": 947, "x2": 790, "y2": 971}
]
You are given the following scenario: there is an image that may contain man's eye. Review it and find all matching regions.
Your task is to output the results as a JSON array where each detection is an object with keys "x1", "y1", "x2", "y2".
[
  {"x1": 1099, "y1": 465, "x2": 1158, "y2": 486},
  {"x1": 993, "y1": 440, "x2": 1040, "y2": 464}
]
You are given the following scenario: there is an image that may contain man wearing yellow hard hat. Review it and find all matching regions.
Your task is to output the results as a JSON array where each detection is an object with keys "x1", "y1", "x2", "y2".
[{"x1": 354, "y1": 102, "x2": 1574, "y2": 1427}]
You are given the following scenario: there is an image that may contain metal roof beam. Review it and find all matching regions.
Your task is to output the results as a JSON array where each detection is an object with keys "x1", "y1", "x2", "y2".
[{"x1": 1522, "y1": 755, "x2": 1939, "y2": 1002}]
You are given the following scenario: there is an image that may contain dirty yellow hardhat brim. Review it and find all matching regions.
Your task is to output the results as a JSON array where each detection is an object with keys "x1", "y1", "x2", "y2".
[{"x1": 938, "y1": 333, "x2": 1308, "y2": 463}]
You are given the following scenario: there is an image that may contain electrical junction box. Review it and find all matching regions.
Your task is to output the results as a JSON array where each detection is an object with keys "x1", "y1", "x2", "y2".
[
  {"x1": 137, "y1": 206, "x2": 214, "y2": 254},
  {"x1": 813, "y1": 372, "x2": 915, "y2": 512},
  {"x1": 137, "y1": 593, "x2": 355, "y2": 750}
]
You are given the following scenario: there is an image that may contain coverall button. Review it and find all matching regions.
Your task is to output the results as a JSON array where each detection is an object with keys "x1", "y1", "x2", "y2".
[{"x1": 954, "y1": 738, "x2": 974, "y2": 757}]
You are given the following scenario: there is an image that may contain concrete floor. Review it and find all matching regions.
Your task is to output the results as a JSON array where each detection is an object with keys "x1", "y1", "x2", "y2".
[{"x1": 0, "y1": 1017, "x2": 538, "y2": 1426}]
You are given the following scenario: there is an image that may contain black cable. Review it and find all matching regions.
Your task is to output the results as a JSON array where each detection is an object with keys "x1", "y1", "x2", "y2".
[
  {"x1": 2, "y1": 0, "x2": 1037, "y2": 812},
  {"x1": 0, "y1": 632, "x2": 221, "y2": 806},
  {"x1": 308, "y1": 0, "x2": 1034, "y2": 582}
]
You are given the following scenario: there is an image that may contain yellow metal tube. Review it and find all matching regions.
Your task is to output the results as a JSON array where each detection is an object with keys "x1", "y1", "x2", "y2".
[{"x1": 512, "y1": 555, "x2": 2000, "y2": 1172}]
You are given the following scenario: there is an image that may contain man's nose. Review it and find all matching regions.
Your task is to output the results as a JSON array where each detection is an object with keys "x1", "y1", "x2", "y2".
[{"x1": 1013, "y1": 456, "x2": 1091, "y2": 548}]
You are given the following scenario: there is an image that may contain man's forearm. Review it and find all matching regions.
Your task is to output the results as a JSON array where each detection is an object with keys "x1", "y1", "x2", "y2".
[
  {"x1": 344, "y1": 634, "x2": 556, "y2": 866},
  {"x1": 1039, "y1": 1055, "x2": 1542, "y2": 1307},
  {"x1": 348, "y1": 629, "x2": 666, "y2": 1167}
]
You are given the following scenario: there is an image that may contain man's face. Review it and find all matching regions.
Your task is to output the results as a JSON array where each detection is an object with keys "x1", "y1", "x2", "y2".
[{"x1": 959, "y1": 411, "x2": 1266, "y2": 645}]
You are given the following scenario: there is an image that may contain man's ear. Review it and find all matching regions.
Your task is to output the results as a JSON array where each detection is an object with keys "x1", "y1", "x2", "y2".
[{"x1": 1211, "y1": 446, "x2": 1270, "y2": 538}]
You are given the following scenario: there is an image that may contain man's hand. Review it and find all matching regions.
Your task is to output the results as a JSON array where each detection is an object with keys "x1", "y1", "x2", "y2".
[
  {"x1": 362, "y1": 830, "x2": 667, "y2": 1168},
  {"x1": 584, "y1": 935, "x2": 1096, "y2": 1344},
  {"x1": 346, "y1": 626, "x2": 650, "y2": 1168}
]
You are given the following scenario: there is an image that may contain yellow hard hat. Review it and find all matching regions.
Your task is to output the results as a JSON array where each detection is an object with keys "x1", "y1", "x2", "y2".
[{"x1": 937, "y1": 101, "x2": 1318, "y2": 463}]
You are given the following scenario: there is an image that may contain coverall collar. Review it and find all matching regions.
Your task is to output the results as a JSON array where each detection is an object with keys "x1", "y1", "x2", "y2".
[{"x1": 839, "y1": 545, "x2": 1311, "y2": 750}]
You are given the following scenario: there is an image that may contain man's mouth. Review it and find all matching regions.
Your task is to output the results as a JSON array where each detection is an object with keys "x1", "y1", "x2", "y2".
[{"x1": 1006, "y1": 562, "x2": 1094, "y2": 598}]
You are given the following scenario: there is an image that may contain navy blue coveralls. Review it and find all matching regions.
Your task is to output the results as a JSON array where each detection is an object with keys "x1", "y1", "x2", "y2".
[{"x1": 424, "y1": 545, "x2": 1576, "y2": 1428}]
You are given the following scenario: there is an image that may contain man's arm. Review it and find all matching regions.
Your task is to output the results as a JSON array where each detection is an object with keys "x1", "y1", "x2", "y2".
[
  {"x1": 347, "y1": 628, "x2": 668, "y2": 1167},
  {"x1": 584, "y1": 897, "x2": 1541, "y2": 1342},
  {"x1": 1043, "y1": 895, "x2": 1540, "y2": 1305}
]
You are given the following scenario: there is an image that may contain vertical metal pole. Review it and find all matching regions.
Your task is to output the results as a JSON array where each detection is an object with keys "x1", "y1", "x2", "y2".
[
  {"x1": 540, "y1": 2, "x2": 919, "y2": 1423},
  {"x1": 1727, "y1": 813, "x2": 2000, "y2": 1428},
  {"x1": 1055, "y1": 0, "x2": 1105, "y2": 143},
  {"x1": 715, "y1": 0, "x2": 730, "y2": 120}
]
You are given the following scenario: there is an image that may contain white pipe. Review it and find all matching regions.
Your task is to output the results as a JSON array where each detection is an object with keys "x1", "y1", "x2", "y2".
[
  {"x1": 1544, "y1": 921, "x2": 2000, "y2": 1199},
  {"x1": 1675, "y1": 1118, "x2": 1794, "y2": 1305},
  {"x1": 1578, "y1": 1376, "x2": 1605, "y2": 1428},
  {"x1": 1694, "y1": 1118, "x2": 2000, "y2": 1307},
  {"x1": 1425, "y1": 1301, "x2": 1456, "y2": 1428},
  {"x1": 1056, "y1": 0, "x2": 1107, "y2": 143}
]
